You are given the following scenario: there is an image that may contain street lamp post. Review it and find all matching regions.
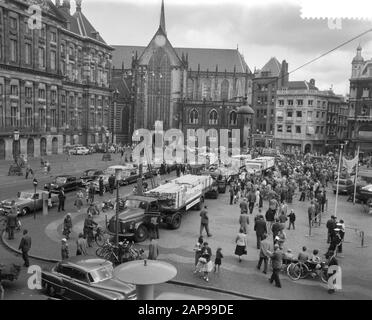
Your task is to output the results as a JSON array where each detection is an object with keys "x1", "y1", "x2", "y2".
[
  {"x1": 33, "y1": 178, "x2": 38, "y2": 220},
  {"x1": 115, "y1": 168, "x2": 122, "y2": 245}
]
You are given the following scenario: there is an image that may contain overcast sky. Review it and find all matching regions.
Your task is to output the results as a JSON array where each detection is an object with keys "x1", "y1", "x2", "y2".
[{"x1": 74, "y1": 0, "x2": 372, "y2": 95}]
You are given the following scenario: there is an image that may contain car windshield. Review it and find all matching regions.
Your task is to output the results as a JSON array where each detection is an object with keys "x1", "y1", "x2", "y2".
[
  {"x1": 55, "y1": 177, "x2": 67, "y2": 184},
  {"x1": 125, "y1": 199, "x2": 147, "y2": 209},
  {"x1": 89, "y1": 265, "x2": 114, "y2": 283},
  {"x1": 19, "y1": 192, "x2": 34, "y2": 199}
]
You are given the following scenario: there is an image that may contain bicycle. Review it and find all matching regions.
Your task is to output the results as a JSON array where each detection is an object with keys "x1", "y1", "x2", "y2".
[
  {"x1": 287, "y1": 260, "x2": 328, "y2": 283},
  {"x1": 94, "y1": 226, "x2": 111, "y2": 247}
]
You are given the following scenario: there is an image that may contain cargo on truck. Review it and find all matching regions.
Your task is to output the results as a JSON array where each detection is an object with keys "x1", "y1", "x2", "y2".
[{"x1": 107, "y1": 175, "x2": 213, "y2": 242}]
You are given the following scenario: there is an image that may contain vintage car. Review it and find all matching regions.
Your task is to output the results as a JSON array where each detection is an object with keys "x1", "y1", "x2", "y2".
[
  {"x1": 44, "y1": 175, "x2": 79, "y2": 193},
  {"x1": 80, "y1": 169, "x2": 104, "y2": 187},
  {"x1": 0, "y1": 190, "x2": 58, "y2": 216},
  {"x1": 356, "y1": 184, "x2": 372, "y2": 204},
  {"x1": 70, "y1": 147, "x2": 90, "y2": 155},
  {"x1": 332, "y1": 178, "x2": 354, "y2": 195},
  {"x1": 41, "y1": 256, "x2": 136, "y2": 300}
]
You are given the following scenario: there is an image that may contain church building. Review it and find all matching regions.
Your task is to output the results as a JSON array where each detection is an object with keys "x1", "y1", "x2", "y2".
[{"x1": 111, "y1": 0, "x2": 253, "y2": 149}]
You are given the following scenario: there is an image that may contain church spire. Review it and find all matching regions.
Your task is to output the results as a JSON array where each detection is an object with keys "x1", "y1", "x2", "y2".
[{"x1": 159, "y1": 0, "x2": 167, "y2": 35}]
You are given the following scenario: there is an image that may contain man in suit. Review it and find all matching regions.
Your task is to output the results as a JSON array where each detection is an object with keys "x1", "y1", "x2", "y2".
[
  {"x1": 6, "y1": 201, "x2": 18, "y2": 240},
  {"x1": 247, "y1": 188, "x2": 257, "y2": 215},
  {"x1": 108, "y1": 174, "x2": 115, "y2": 194},
  {"x1": 239, "y1": 198, "x2": 248, "y2": 214},
  {"x1": 269, "y1": 244, "x2": 283, "y2": 288},
  {"x1": 200, "y1": 206, "x2": 212, "y2": 237},
  {"x1": 254, "y1": 215, "x2": 267, "y2": 249},
  {"x1": 257, "y1": 234, "x2": 272, "y2": 274},
  {"x1": 58, "y1": 188, "x2": 66, "y2": 212},
  {"x1": 18, "y1": 229, "x2": 32, "y2": 267}
]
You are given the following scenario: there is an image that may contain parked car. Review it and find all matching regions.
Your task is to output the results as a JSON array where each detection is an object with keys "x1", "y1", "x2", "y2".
[
  {"x1": 74, "y1": 147, "x2": 90, "y2": 155},
  {"x1": 44, "y1": 175, "x2": 79, "y2": 193},
  {"x1": 332, "y1": 178, "x2": 354, "y2": 195},
  {"x1": 80, "y1": 169, "x2": 104, "y2": 187},
  {"x1": 356, "y1": 184, "x2": 372, "y2": 204},
  {"x1": 0, "y1": 190, "x2": 58, "y2": 216},
  {"x1": 41, "y1": 256, "x2": 136, "y2": 300}
]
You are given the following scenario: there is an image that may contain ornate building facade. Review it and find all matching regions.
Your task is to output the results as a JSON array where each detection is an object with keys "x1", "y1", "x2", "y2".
[
  {"x1": 0, "y1": 0, "x2": 113, "y2": 160},
  {"x1": 348, "y1": 45, "x2": 372, "y2": 154},
  {"x1": 111, "y1": 0, "x2": 253, "y2": 150}
]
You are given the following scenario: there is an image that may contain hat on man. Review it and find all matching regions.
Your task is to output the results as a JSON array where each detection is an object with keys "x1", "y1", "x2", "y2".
[{"x1": 61, "y1": 238, "x2": 67, "y2": 242}]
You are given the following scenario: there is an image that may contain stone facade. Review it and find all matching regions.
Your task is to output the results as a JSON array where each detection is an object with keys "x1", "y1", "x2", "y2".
[
  {"x1": 0, "y1": 0, "x2": 113, "y2": 160},
  {"x1": 348, "y1": 45, "x2": 372, "y2": 154}
]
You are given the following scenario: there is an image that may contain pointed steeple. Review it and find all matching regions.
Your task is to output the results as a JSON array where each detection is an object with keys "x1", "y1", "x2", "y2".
[{"x1": 159, "y1": 0, "x2": 167, "y2": 36}]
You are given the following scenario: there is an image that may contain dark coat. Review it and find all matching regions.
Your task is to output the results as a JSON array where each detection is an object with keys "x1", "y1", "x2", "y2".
[
  {"x1": 19, "y1": 235, "x2": 32, "y2": 252},
  {"x1": 254, "y1": 219, "x2": 267, "y2": 235},
  {"x1": 271, "y1": 250, "x2": 283, "y2": 269},
  {"x1": 200, "y1": 209, "x2": 209, "y2": 224},
  {"x1": 7, "y1": 212, "x2": 18, "y2": 228}
]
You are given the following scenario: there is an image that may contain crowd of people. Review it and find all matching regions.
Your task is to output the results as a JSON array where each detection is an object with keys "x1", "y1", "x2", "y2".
[{"x1": 192, "y1": 152, "x2": 345, "y2": 293}]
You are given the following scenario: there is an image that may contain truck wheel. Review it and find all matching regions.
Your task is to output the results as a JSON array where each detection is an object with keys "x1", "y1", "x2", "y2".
[
  {"x1": 170, "y1": 213, "x2": 182, "y2": 230},
  {"x1": 134, "y1": 225, "x2": 148, "y2": 243}
]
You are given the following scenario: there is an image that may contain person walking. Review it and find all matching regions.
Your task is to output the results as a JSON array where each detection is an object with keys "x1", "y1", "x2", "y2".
[
  {"x1": 254, "y1": 215, "x2": 267, "y2": 249},
  {"x1": 229, "y1": 185, "x2": 234, "y2": 205},
  {"x1": 150, "y1": 214, "x2": 160, "y2": 239},
  {"x1": 76, "y1": 233, "x2": 88, "y2": 256},
  {"x1": 247, "y1": 188, "x2": 257, "y2": 215},
  {"x1": 74, "y1": 191, "x2": 84, "y2": 213},
  {"x1": 326, "y1": 215, "x2": 337, "y2": 244},
  {"x1": 199, "y1": 242, "x2": 212, "y2": 282},
  {"x1": 61, "y1": 239, "x2": 69, "y2": 260},
  {"x1": 239, "y1": 197, "x2": 248, "y2": 214},
  {"x1": 99, "y1": 176, "x2": 104, "y2": 197},
  {"x1": 199, "y1": 206, "x2": 212, "y2": 237},
  {"x1": 257, "y1": 234, "x2": 271, "y2": 274},
  {"x1": 336, "y1": 220, "x2": 345, "y2": 254},
  {"x1": 271, "y1": 218, "x2": 282, "y2": 244},
  {"x1": 265, "y1": 207, "x2": 275, "y2": 236},
  {"x1": 18, "y1": 230, "x2": 31, "y2": 267},
  {"x1": 6, "y1": 202, "x2": 18, "y2": 240},
  {"x1": 287, "y1": 209, "x2": 296, "y2": 230},
  {"x1": 278, "y1": 210, "x2": 288, "y2": 230},
  {"x1": 148, "y1": 237, "x2": 159, "y2": 260},
  {"x1": 62, "y1": 213, "x2": 73, "y2": 240},
  {"x1": 269, "y1": 244, "x2": 283, "y2": 288},
  {"x1": 108, "y1": 174, "x2": 115, "y2": 194},
  {"x1": 234, "y1": 228, "x2": 248, "y2": 262},
  {"x1": 213, "y1": 248, "x2": 223, "y2": 273},
  {"x1": 83, "y1": 213, "x2": 97, "y2": 247},
  {"x1": 88, "y1": 183, "x2": 95, "y2": 204},
  {"x1": 239, "y1": 212, "x2": 249, "y2": 234},
  {"x1": 307, "y1": 201, "x2": 315, "y2": 227},
  {"x1": 57, "y1": 188, "x2": 66, "y2": 212}
]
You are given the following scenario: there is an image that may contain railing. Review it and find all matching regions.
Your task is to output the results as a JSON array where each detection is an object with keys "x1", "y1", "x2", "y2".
[{"x1": 355, "y1": 115, "x2": 372, "y2": 121}]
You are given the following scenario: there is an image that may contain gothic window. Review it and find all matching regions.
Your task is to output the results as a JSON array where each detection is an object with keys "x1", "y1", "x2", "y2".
[
  {"x1": 187, "y1": 79, "x2": 194, "y2": 99},
  {"x1": 201, "y1": 79, "x2": 211, "y2": 100},
  {"x1": 229, "y1": 111, "x2": 237, "y2": 125},
  {"x1": 189, "y1": 109, "x2": 199, "y2": 124},
  {"x1": 209, "y1": 109, "x2": 218, "y2": 125},
  {"x1": 221, "y1": 79, "x2": 229, "y2": 101}
]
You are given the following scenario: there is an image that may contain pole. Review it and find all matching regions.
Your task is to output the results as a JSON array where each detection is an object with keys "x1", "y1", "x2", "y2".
[
  {"x1": 334, "y1": 144, "x2": 343, "y2": 218},
  {"x1": 33, "y1": 185, "x2": 36, "y2": 220},
  {"x1": 353, "y1": 145, "x2": 360, "y2": 205},
  {"x1": 115, "y1": 179, "x2": 119, "y2": 246}
]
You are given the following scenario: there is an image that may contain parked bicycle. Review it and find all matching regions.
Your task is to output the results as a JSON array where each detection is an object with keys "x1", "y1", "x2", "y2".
[
  {"x1": 94, "y1": 226, "x2": 111, "y2": 247},
  {"x1": 95, "y1": 240, "x2": 144, "y2": 265},
  {"x1": 287, "y1": 260, "x2": 328, "y2": 283}
]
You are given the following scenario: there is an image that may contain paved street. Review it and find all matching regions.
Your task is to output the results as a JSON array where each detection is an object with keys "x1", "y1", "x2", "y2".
[{"x1": 1, "y1": 154, "x2": 372, "y2": 300}]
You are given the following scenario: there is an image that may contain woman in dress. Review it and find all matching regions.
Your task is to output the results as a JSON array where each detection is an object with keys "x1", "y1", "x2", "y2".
[
  {"x1": 235, "y1": 228, "x2": 248, "y2": 262},
  {"x1": 74, "y1": 190, "x2": 84, "y2": 213},
  {"x1": 199, "y1": 242, "x2": 213, "y2": 282},
  {"x1": 193, "y1": 236, "x2": 204, "y2": 267},
  {"x1": 62, "y1": 213, "x2": 73, "y2": 240}
]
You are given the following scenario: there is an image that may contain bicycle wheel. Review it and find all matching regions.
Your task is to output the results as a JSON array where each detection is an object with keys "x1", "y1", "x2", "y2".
[
  {"x1": 299, "y1": 262, "x2": 309, "y2": 279},
  {"x1": 96, "y1": 247, "x2": 107, "y2": 258},
  {"x1": 287, "y1": 263, "x2": 301, "y2": 281}
]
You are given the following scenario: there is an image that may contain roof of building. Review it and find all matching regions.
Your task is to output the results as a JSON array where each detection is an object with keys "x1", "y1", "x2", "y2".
[
  {"x1": 111, "y1": 45, "x2": 251, "y2": 73},
  {"x1": 258, "y1": 57, "x2": 281, "y2": 77},
  {"x1": 287, "y1": 81, "x2": 318, "y2": 90}
]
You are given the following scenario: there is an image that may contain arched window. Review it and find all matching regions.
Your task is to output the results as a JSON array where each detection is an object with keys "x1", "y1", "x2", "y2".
[
  {"x1": 189, "y1": 109, "x2": 199, "y2": 124},
  {"x1": 209, "y1": 109, "x2": 218, "y2": 125},
  {"x1": 221, "y1": 79, "x2": 229, "y2": 101},
  {"x1": 229, "y1": 111, "x2": 237, "y2": 125}
]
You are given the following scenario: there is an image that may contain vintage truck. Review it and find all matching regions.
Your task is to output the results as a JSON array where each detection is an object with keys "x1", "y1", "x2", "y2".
[{"x1": 107, "y1": 175, "x2": 215, "y2": 242}]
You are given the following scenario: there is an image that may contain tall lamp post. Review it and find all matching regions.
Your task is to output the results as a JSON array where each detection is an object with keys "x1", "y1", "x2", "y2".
[
  {"x1": 33, "y1": 178, "x2": 38, "y2": 220},
  {"x1": 115, "y1": 168, "x2": 122, "y2": 245},
  {"x1": 334, "y1": 141, "x2": 348, "y2": 218}
]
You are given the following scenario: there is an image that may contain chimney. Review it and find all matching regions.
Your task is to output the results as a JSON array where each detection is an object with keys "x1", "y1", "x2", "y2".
[{"x1": 280, "y1": 60, "x2": 289, "y2": 88}]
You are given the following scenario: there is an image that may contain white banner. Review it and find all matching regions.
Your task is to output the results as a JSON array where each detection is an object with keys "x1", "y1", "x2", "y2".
[{"x1": 342, "y1": 155, "x2": 358, "y2": 174}]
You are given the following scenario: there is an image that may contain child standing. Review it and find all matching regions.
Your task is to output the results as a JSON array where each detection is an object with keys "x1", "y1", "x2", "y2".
[{"x1": 214, "y1": 248, "x2": 223, "y2": 273}]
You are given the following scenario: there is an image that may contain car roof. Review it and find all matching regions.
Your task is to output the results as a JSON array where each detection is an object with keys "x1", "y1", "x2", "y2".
[{"x1": 60, "y1": 256, "x2": 112, "y2": 271}]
